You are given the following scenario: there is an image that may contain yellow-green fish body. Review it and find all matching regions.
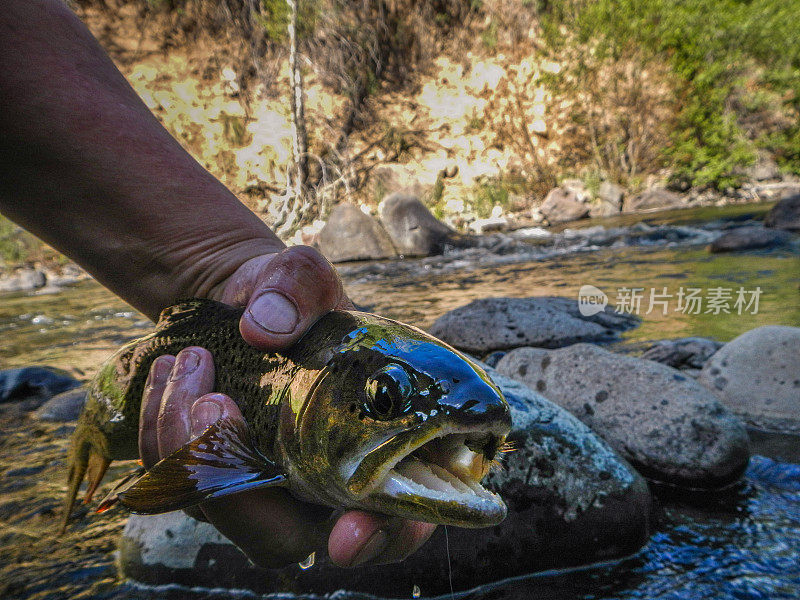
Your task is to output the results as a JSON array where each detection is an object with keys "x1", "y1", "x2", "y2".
[{"x1": 63, "y1": 299, "x2": 511, "y2": 531}]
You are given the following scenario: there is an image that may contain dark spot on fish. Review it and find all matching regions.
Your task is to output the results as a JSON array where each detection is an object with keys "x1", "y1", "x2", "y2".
[
  {"x1": 583, "y1": 403, "x2": 594, "y2": 415},
  {"x1": 165, "y1": 529, "x2": 174, "y2": 539},
  {"x1": 541, "y1": 356, "x2": 551, "y2": 369},
  {"x1": 536, "y1": 380, "x2": 546, "y2": 392},
  {"x1": 516, "y1": 332, "x2": 525, "y2": 339},
  {"x1": 714, "y1": 376, "x2": 728, "y2": 390},
  {"x1": 673, "y1": 374, "x2": 686, "y2": 382},
  {"x1": 595, "y1": 390, "x2": 608, "y2": 403},
  {"x1": 517, "y1": 365, "x2": 527, "y2": 377},
  {"x1": 599, "y1": 470, "x2": 611, "y2": 481},
  {"x1": 661, "y1": 399, "x2": 669, "y2": 406},
  {"x1": 452, "y1": 377, "x2": 460, "y2": 384}
]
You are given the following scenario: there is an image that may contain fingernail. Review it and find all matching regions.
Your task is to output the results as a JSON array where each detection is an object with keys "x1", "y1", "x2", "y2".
[
  {"x1": 191, "y1": 399, "x2": 222, "y2": 435},
  {"x1": 247, "y1": 291, "x2": 299, "y2": 335},
  {"x1": 148, "y1": 357, "x2": 173, "y2": 386},
  {"x1": 348, "y1": 529, "x2": 388, "y2": 567},
  {"x1": 171, "y1": 350, "x2": 200, "y2": 380}
]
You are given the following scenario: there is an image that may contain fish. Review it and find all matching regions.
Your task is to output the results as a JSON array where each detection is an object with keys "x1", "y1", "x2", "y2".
[{"x1": 61, "y1": 298, "x2": 512, "y2": 533}]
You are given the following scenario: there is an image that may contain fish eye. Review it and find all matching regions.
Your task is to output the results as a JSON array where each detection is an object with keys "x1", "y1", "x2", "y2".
[{"x1": 364, "y1": 364, "x2": 414, "y2": 420}]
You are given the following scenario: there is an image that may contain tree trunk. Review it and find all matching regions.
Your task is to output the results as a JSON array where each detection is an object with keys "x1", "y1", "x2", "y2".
[{"x1": 287, "y1": 0, "x2": 308, "y2": 197}]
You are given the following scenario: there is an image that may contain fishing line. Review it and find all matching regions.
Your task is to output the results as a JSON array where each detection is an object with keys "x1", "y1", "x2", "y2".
[{"x1": 444, "y1": 525, "x2": 454, "y2": 599}]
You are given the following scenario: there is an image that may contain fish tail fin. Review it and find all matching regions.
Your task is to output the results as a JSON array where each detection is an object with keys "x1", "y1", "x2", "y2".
[
  {"x1": 60, "y1": 429, "x2": 91, "y2": 535},
  {"x1": 83, "y1": 452, "x2": 112, "y2": 504},
  {"x1": 60, "y1": 421, "x2": 111, "y2": 534}
]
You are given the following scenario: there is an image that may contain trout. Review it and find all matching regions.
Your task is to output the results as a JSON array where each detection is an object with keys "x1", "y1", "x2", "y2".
[{"x1": 62, "y1": 299, "x2": 511, "y2": 532}]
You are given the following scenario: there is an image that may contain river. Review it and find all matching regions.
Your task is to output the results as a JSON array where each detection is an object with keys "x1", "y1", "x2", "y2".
[{"x1": 0, "y1": 203, "x2": 798, "y2": 599}]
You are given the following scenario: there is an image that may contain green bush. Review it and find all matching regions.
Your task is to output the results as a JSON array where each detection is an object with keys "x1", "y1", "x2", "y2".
[{"x1": 541, "y1": 0, "x2": 800, "y2": 189}]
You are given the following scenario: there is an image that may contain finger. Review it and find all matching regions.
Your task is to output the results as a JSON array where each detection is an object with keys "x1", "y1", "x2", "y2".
[
  {"x1": 157, "y1": 347, "x2": 215, "y2": 459},
  {"x1": 239, "y1": 246, "x2": 345, "y2": 350},
  {"x1": 188, "y1": 393, "x2": 243, "y2": 437},
  {"x1": 328, "y1": 512, "x2": 436, "y2": 568},
  {"x1": 139, "y1": 355, "x2": 175, "y2": 469}
]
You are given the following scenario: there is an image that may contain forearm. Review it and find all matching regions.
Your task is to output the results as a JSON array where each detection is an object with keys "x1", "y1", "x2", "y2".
[{"x1": 0, "y1": 0, "x2": 282, "y2": 320}]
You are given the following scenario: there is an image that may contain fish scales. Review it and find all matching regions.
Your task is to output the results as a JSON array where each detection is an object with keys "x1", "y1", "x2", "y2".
[{"x1": 63, "y1": 298, "x2": 512, "y2": 532}]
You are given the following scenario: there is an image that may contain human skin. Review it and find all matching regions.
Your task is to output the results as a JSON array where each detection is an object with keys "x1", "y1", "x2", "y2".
[{"x1": 0, "y1": 0, "x2": 434, "y2": 568}]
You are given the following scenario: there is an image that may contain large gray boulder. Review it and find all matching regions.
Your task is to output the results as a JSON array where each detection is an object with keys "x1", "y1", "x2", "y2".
[
  {"x1": 318, "y1": 203, "x2": 397, "y2": 263},
  {"x1": 429, "y1": 297, "x2": 639, "y2": 354},
  {"x1": 119, "y1": 367, "x2": 651, "y2": 596},
  {"x1": 698, "y1": 325, "x2": 800, "y2": 434},
  {"x1": 708, "y1": 226, "x2": 792, "y2": 253},
  {"x1": 764, "y1": 193, "x2": 800, "y2": 232},
  {"x1": 378, "y1": 193, "x2": 455, "y2": 256},
  {"x1": 539, "y1": 187, "x2": 589, "y2": 223},
  {"x1": 623, "y1": 188, "x2": 683, "y2": 212},
  {"x1": 496, "y1": 344, "x2": 750, "y2": 489}
]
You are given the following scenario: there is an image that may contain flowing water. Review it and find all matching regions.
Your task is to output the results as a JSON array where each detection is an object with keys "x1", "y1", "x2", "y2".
[{"x1": 0, "y1": 203, "x2": 798, "y2": 600}]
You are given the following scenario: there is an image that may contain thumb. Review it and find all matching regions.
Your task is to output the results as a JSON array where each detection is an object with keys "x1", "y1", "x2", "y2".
[{"x1": 238, "y1": 246, "x2": 345, "y2": 351}]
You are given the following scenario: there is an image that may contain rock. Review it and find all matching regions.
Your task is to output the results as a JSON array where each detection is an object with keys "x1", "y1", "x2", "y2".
[
  {"x1": 429, "y1": 296, "x2": 639, "y2": 354},
  {"x1": 0, "y1": 366, "x2": 82, "y2": 403},
  {"x1": 318, "y1": 203, "x2": 396, "y2": 263},
  {"x1": 378, "y1": 193, "x2": 455, "y2": 256},
  {"x1": 708, "y1": 226, "x2": 792, "y2": 252},
  {"x1": 589, "y1": 199, "x2": 620, "y2": 218},
  {"x1": 539, "y1": 187, "x2": 590, "y2": 223},
  {"x1": 641, "y1": 337, "x2": 723, "y2": 371},
  {"x1": 561, "y1": 178, "x2": 591, "y2": 202},
  {"x1": 747, "y1": 152, "x2": 780, "y2": 182},
  {"x1": 469, "y1": 216, "x2": 508, "y2": 234},
  {"x1": 698, "y1": 326, "x2": 800, "y2": 434},
  {"x1": 119, "y1": 366, "x2": 651, "y2": 596},
  {"x1": 623, "y1": 188, "x2": 684, "y2": 212},
  {"x1": 496, "y1": 344, "x2": 750, "y2": 489},
  {"x1": 0, "y1": 268, "x2": 47, "y2": 293},
  {"x1": 33, "y1": 387, "x2": 87, "y2": 421},
  {"x1": 764, "y1": 193, "x2": 800, "y2": 232},
  {"x1": 598, "y1": 182, "x2": 625, "y2": 207}
]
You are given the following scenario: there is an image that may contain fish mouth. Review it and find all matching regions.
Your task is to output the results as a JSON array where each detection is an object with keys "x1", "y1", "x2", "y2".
[{"x1": 348, "y1": 426, "x2": 509, "y2": 527}]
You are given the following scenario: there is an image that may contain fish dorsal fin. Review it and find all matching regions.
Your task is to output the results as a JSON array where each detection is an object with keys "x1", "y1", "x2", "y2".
[{"x1": 97, "y1": 417, "x2": 286, "y2": 514}]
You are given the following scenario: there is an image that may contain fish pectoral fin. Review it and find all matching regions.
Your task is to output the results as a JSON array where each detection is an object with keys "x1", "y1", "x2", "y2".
[{"x1": 96, "y1": 416, "x2": 287, "y2": 515}]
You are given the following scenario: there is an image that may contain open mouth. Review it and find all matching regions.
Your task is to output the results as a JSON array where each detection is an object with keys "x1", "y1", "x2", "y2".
[{"x1": 363, "y1": 431, "x2": 508, "y2": 527}]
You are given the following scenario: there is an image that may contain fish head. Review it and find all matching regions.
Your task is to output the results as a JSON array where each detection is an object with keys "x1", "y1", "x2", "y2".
[{"x1": 288, "y1": 313, "x2": 512, "y2": 528}]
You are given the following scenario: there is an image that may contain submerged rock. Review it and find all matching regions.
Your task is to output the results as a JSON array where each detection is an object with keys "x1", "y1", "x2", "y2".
[
  {"x1": 33, "y1": 387, "x2": 87, "y2": 421},
  {"x1": 641, "y1": 337, "x2": 723, "y2": 372},
  {"x1": 496, "y1": 344, "x2": 750, "y2": 489},
  {"x1": 698, "y1": 325, "x2": 800, "y2": 435},
  {"x1": 318, "y1": 203, "x2": 397, "y2": 263},
  {"x1": 0, "y1": 366, "x2": 82, "y2": 404},
  {"x1": 764, "y1": 193, "x2": 800, "y2": 232},
  {"x1": 708, "y1": 226, "x2": 791, "y2": 252},
  {"x1": 378, "y1": 193, "x2": 455, "y2": 256},
  {"x1": 119, "y1": 367, "x2": 651, "y2": 596},
  {"x1": 429, "y1": 296, "x2": 639, "y2": 354}
]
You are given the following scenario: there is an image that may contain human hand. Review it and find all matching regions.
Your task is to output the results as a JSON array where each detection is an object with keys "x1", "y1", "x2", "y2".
[{"x1": 140, "y1": 246, "x2": 436, "y2": 568}]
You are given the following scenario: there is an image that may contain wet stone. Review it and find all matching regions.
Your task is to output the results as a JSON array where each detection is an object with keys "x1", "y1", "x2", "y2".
[
  {"x1": 318, "y1": 203, "x2": 397, "y2": 263},
  {"x1": 698, "y1": 325, "x2": 800, "y2": 435},
  {"x1": 496, "y1": 344, "x2": 750, "y2": 489},
  {"x1": 429, "y1": 296, "x2": 640, "y2": 354},
  {"x1": 118, "y1": 367, "x2": 651, "y2": 596}
]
